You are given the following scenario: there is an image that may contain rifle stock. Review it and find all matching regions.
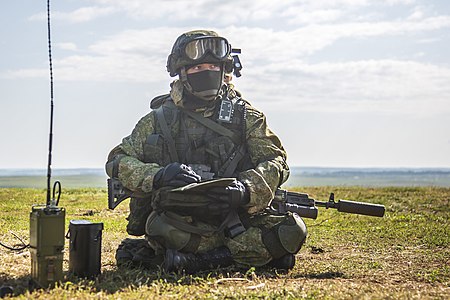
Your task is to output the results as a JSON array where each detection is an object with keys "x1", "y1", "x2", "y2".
[
  {"x1": 107, "y1": 178, "x2": 151, "y2": 210},
  {"x1": 107, "y1": 178, "x2": 130, "y2": 210}
]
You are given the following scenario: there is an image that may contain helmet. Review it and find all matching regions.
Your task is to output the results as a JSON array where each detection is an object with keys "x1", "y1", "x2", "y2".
[{"x1": 166, "y1": 30, "x2": 234, "y2": 77}]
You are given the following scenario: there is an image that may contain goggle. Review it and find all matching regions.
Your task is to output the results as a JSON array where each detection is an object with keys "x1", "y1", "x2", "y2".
[{"x1": 183, "y1": 37, "x2": 231, "y2": 61}]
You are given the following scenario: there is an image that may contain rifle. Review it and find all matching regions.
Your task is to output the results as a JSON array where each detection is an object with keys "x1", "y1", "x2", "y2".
[
  {"x1": 107, "y1": 178, "x2": 151, "y2": 210},
  {"x1": 108, "y1": 178, "x2": 386, "y2": 219},
  {"x1": 269, "y1": 189, "x2": 385, "y2": 219}
]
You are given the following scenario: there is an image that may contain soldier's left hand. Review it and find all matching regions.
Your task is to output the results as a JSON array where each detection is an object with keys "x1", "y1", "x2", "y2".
[
  {"x1": 225, "y1": 180, "x2": 250, "y2": 208},
  {"x1": 205, "y1": 180, "x2": 250, "y2": 215},
  {"x1": 153, "y1": 162, "x2": 201, "y2": 189}
]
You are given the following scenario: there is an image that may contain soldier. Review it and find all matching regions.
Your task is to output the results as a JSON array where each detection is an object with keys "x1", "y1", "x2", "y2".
[{"x1": 106, "y1": 30, "x2": 307, "y2": 273}]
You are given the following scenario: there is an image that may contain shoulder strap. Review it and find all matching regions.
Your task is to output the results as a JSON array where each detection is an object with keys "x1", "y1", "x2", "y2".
[{"x1": 155, "y1": 105, "x2": 179, "y2": 162}]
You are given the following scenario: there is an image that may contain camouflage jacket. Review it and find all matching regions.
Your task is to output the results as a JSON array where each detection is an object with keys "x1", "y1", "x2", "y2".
[{"x1": 106, "y1": 81, "x2": 289, "y2": 214}]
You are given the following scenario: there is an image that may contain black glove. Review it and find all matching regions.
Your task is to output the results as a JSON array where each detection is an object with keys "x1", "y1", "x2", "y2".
[
  {"x1": 153, "y1": 162, "x2": 201, "y2": 190},
  {"x1": 226, "y1": 180, "x2": 250, "y2": 207},
  {"x1": 208, "y1": 179, "x2": 249, "y2": 208}
]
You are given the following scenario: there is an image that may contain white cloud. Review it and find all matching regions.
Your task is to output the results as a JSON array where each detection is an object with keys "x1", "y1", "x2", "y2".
[
  {"x1": 90, "y1": 0, "x2": 419, "y2": 23},
  {"x1": 26, "y1": 0, "x2": 423, "y2": 26},
  {"x1": 407, "y1": 7, "x2": 425, "y2": 20},
  {"x1": 2, "y1": 27, "x2": 183, "y2": 82},
  {"x1": 222, "y1": 15, "x2": 450, "y2": 62},
  {"x1": 29, "y1": 6, "x2": 117, "y2": 23},
  {"x1": 88, "y1": 29, "x2": 173, "y2": 57},
  {"x1": 92, "y1": 0, "x2": 217, "y2": 21},
  {"x1": 56, "y1": 42, "x2": 78, "y2": 51},
  {"x1": 284, "y1": 9, "x2": 344, "y2": 25},
  {"x1": 244, "y1": 59, "x2": 450, "y2": 115},
  {"x1": 383, "y1": 0, "x2": 416, "y2": 5},
  {"x1": 11, "y1": 1, "x2": 450, "y2": 117},
  {"x1": 86, "y1": 0, "x2": 363, "y2": 25},
  {"x1": 50, "y1": 27, "x2": 189, "y2": 82},
  {"x1": 6, "y1": 0, "x2": 450, "y2": 169},
  {"x1": 11, "y1": 10, "x2": 450, "y2": 82}
]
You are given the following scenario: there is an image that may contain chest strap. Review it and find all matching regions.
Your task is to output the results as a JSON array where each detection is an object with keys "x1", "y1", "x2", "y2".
[{"x1": 183, "y1": 109, "x2": 241, "y2": 145}]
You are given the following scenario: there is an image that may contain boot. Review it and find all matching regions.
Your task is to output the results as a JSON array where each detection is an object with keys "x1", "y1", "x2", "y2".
[
  {"x1": 164, "y1": 246, "x2": 233, "y2": 273},
  {"x1": 0, "y1": 286, "x2": 13, "y2": 298},
  {"x1": 267, "y1": 253, "x2": 296, "y2": 270},
  {"x1": 116, "y1": 238, "x2": 163, "y2": 268},
  {"x1": 116, "y1": 238, "x2": 146, "y2": 266},
  {"x1": 132, "y1": 245, "x2": 164, "y2": 268}
]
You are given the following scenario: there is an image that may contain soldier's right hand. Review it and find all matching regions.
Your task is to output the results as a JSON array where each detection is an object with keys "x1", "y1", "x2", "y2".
[{"x1": 153, "y1": 162, "x2": 201, "y2": 189}]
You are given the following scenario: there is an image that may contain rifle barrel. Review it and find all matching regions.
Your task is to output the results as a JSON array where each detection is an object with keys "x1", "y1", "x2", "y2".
[{"x1": 333, "y1": 199, "x2": 385, "y2": 217}]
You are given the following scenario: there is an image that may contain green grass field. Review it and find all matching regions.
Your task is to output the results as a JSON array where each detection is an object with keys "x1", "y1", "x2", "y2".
[{"x1": 0, "y1": 186, "x2": 449, "y2": 299}]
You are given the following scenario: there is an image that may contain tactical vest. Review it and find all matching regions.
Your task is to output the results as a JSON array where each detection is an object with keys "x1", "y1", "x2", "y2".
[{"x1": 143, "y1": 93, "x2": 253, "y2": 179}]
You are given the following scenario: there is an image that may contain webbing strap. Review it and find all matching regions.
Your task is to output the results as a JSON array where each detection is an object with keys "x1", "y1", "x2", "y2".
[
  {"x1": 155, "y1": 106, "x2": 179, "y2": 162},
  {"x1": 220, "y1": 144, "x2": 247, "y2": 177},
  {"x1": 183, "y1": 109, "x2": 241, "y2": 145}
]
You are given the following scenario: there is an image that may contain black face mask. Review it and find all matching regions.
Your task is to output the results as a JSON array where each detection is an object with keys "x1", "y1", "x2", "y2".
[{"x1": 186, "y1": 70, "x2": 223, "y2": 101}]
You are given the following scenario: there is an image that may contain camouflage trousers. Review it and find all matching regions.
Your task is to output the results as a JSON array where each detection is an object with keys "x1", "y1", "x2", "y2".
[
  {"x1": 145, "y1": 210, "x2": 307, "y2": 267},
  {"x1": 126, "y1": 197, "x2": 153, "y2": 236}
]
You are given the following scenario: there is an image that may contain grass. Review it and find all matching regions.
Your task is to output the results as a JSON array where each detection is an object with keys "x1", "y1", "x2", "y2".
[{"x1": 0, "y1": 186, "x2": 449, "y2": 299}]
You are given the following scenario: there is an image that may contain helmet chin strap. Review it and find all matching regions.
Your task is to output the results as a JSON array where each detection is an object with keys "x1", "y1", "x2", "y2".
[{"x1": 179, "y1": 66, "x2": 226, "y2": 101}]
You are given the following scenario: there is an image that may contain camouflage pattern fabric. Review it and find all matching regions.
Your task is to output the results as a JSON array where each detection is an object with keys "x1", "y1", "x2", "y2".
[
  {"x1": 106, "y1": 82, "x2": 289, "y2": 206},
  {"x1": 145, "y1": 209, "x2": 295, "y2": 267},
  {"x1": 126, "y1": 197, "x2": 153, "y2": 236},
  {"x1": 106, "y1": 81, "x2": 291, "y2": 265}
]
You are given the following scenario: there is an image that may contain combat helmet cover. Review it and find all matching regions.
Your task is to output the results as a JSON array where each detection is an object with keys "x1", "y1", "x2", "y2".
[{"x1": 166, "y1": 30, "x2": 233, "y2": 77}]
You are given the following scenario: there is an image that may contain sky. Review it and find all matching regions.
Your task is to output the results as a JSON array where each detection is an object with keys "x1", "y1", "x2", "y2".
[{"x1": 1, "y1": 0, "x2": 450, "y2": 169}]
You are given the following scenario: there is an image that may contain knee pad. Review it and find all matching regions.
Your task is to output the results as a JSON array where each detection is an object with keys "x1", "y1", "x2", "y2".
[
  {"x1": 145, "y1": 211, "x2": 200, "y2": 252},
  {"x1": 261, "y1": 213, "x2": 307, "y2": 259}
]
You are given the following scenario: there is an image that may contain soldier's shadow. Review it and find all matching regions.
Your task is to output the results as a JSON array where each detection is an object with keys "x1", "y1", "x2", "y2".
[
  {"x1": 0, "y1": 267, "x2": 238, "y2": 297},
  {"x1": 0, "y1": 269, "x2": 155, "y2": 297},
  {"x1": 294, "y1": 271, "x2": 345, "y2": 279},
  {"x1": 1, "y1": 266, "x2": 303, "y2": 297},
  {"x1": 66, "y1": 265, "x2": 283, "y2": 294},
  {"x1": 0, "y1": 272, "x2": 32, "y2": 298},
  {"x1": 95, "y1": 265, "x2": 269, "y2": 294}
]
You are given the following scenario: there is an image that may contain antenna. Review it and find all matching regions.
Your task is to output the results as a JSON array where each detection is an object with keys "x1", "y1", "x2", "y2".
[
  {"x1": 46, "y1": 0, "x2": 60, "y2": 206},
  {"x1": 29, "y1": 1, "x2": 65, "y2": 288}
]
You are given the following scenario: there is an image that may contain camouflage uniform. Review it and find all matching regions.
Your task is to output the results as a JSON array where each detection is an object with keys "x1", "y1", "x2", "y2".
[{"x1": 106, "y1": 30, "x2": 306, "y2": 267}]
